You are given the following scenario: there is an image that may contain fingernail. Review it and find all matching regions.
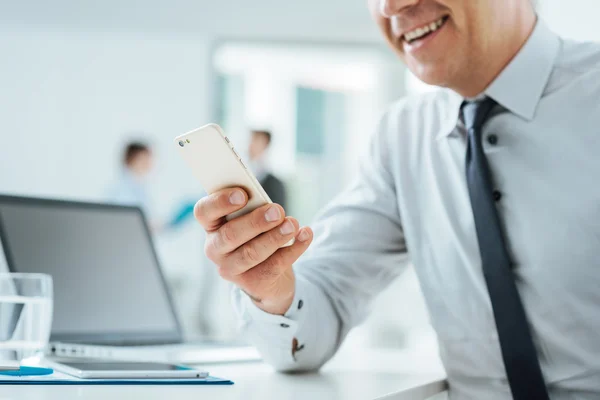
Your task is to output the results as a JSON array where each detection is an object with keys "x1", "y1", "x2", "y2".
[
  {"x1": 265, "y1": 206, "x2": 281, "y2": 222},
  {"x1": 298, "y1": 229, "x2": 310, "y2": 242},
  {"x1": 280, "y1": 220, "x2": 295, "y2": 235},
  {"x1": 229, "y1": 191, "x2": 245, "y2": 205}
]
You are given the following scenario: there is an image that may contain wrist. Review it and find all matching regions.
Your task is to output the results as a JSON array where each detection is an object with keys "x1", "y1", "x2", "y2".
[{"x1": 251, "y1": 271, "x2": 296, "y2": 315}]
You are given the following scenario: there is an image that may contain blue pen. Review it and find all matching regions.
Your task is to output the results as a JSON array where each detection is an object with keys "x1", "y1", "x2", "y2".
[{"x1": 0, "y1": 366, "x2": 54, "y2": 376}]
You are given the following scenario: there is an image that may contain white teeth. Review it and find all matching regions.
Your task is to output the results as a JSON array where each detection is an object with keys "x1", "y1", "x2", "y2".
[{"x1": 404, "y1": 17, "x2": 446, "y2": 43}]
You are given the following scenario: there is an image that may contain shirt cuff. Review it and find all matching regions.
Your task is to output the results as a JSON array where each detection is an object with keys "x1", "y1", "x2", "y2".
[{"x1": 231, "y1": 276, "x2": 311, "y2": 366}]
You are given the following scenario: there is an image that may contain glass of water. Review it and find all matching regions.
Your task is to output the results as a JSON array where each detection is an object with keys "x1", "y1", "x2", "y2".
[{"x1": 0, "y1": 273, "x2": 53, "y2": 367}]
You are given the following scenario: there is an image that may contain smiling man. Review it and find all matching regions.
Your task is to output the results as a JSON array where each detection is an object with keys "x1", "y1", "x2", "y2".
[{"x1": 194, "y1": 0, "x2": 600, "y2": 398}]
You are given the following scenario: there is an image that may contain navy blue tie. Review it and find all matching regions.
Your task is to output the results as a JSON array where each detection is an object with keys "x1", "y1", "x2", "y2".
[{"x1": 463, "y1": 98, "x2": 549, "y2": 400}]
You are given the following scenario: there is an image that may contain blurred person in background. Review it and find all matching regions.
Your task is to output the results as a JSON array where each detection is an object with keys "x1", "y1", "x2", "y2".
[
  {"x1": 105, "y1": 141, "x2": 192, "y2": 229},
  {"x1": 248, "y1": 130, "x2": 287, "y2": 210},
  {"x1": 193, "y1": 0, "x2": 600, "y2": 398},
  {"x1": 106, "y1": 141, "x2": 154, "y2": 215}
]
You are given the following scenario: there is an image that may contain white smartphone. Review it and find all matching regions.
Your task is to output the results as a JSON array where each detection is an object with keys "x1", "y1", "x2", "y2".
[
  {"x1": 175, "y1": 124, "x2": 294, "y2": 246},
  {"x1": 45, "y1": 360, "x2": 209, "y2": 379}
]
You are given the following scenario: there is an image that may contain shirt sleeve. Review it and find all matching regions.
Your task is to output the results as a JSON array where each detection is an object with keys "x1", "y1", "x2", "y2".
[
  {"x1": 232, "y1": 114, "x2": 409, "y2": 371},
  {"x1": 231, "y1": 273, "x2": 335, "y2": 370}
]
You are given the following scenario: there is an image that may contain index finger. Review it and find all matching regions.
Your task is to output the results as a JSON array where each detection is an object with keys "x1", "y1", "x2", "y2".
[{"x1": 194, "y1": 188, "x2": 248, "y2": 231}]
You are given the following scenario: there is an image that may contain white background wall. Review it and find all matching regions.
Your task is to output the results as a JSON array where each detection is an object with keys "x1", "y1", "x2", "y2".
[
  {"x1": 0, "y1": 31, "x2": 212, "y2": 211},
  {"x1": 539, "y1": 0, "x2": 600, "y2": 41}
]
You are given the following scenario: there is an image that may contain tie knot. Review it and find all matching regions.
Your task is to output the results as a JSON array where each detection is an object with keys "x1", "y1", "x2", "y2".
[{"x1": 461, "y1": 97, "x2": 497, "y2": 132}]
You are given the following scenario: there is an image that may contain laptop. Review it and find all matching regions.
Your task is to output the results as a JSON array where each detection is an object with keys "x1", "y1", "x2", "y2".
[{"x1": 0, "y1": 194, "x2": 260, "y2": 364}]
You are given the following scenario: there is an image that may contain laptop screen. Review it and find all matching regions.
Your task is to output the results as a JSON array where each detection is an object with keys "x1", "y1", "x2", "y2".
[{"x1": 0, "y1": 196, "x2": 182, "y2": 345}]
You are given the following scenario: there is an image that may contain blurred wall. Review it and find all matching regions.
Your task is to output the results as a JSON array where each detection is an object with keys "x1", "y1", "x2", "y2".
[
  {"x1": 540, "y1": 0, "x2": 600, "y2": 41},
  {"x1": 0, "y1": 31, "x2": 212, "y2": 212}
]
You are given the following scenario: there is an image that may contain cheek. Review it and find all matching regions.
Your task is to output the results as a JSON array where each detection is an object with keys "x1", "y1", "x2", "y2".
[
  {"x1": 366, "y1": 0, "x2": 381, "y2": 19},
  {"x1": 376, "y1": 16, "x2": 404, "y2": 55}
]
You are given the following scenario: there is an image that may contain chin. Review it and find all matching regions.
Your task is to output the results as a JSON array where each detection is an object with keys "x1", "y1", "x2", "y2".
[{"x1": 407, "y1": 64, "x2": 450, "y2": 89}]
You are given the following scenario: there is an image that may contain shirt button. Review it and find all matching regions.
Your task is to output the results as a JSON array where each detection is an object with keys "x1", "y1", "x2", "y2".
[
  {"x1": 280, "y1": 323, "x2": 290, "y2": 328},
  {"x1": 298, "y1": 300, "x2": 304, "y2": 310},
  {"x1": 493, "y1": 190, "x2": 502, "y2": 202},
  {"x1": 487, "y1": 134, "x2": 498, "y2": 145}
]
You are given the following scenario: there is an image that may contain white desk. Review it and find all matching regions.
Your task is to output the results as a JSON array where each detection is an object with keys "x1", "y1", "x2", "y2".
[{"x1": 2, "y1": 348, "x2": 447, "y2": 400}]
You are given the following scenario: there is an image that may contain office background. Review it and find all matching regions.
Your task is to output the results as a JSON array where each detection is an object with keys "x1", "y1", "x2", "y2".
[{"x1": 0, "y1": 0, "x2": 596, "y2": 351}]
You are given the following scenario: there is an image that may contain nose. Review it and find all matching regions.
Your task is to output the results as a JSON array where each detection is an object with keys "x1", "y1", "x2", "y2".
[{"x1": 378, "y1": 0, "x2": 420, "y2": 17}]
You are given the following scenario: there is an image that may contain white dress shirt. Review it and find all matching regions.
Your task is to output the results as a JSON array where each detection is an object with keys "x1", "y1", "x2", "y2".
[{"x1": 232, "y1": 19, "x2": 600, "y2": 399}]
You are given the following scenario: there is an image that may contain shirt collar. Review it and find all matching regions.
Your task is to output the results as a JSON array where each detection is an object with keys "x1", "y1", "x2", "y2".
[
  {"x1": 437, "y1": 18, "x2": 561, "y2": 139},
  {"x1": 485, "y1": 18, "x2": 560, "y2": 120}
]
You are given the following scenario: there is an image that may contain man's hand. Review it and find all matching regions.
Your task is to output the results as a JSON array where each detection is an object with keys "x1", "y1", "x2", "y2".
[{"x1": 194, "y1": 188, "x2": 313, "y2": 315}]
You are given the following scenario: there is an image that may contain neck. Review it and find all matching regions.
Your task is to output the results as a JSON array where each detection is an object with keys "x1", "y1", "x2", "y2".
[{"x1": 455, "y1": 12, "x2": 537, "y2": 98}]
